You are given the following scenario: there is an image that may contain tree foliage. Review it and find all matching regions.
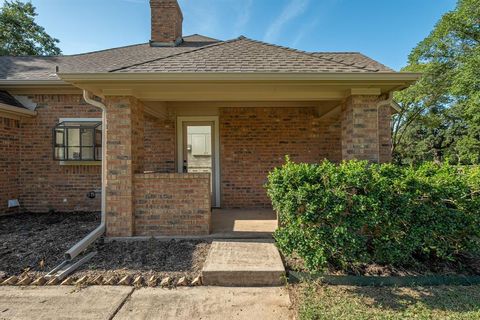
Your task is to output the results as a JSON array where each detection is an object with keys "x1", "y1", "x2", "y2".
[
  {"x1": 393, "y1": 0, "x2": 480, "y2": 164},
  {"x1": 0, "y1": 0, "x2": 61, "y2": 56}
]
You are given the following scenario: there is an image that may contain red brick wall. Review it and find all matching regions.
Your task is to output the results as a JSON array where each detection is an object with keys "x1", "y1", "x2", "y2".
[
  {"x1": 104, "y1": 96, "x2": 145, "y2": 237},
  {"x1": 19, "y1": 95, "x2": 102, "y2": 213},
  {"x1": 134, "y1": 172, "x2": 211, "y2": 236},
  {"x1": 378, "y1": 104, "x2": 392, "y2": 163},
  {"x1": 144, "y1": 114, "x2": 176, "y2": 172},
  {"x1": 0, "y1": 93, "x2": 392, "y2": 219},
  {"x1": 342, "y1": 95, "x2": 382, "y2": 162},
  {"x1": 0, "y1": 117, "x2": 21, "y2": 215},
  {"x1": 219, "y1": 107, "x2": 341, "y2": 208},
  {"x1": 150, "y1": 0, "x2": 183, "y2": 44}
]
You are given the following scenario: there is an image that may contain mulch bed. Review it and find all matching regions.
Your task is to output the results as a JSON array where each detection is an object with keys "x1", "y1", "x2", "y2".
[
  {"x1": 0, "y1": 212, "x2": 100, "y2": 277},
  {"x1": 284, "y1": 253, "x2": 480, "y2": 277},
  {"x1": 0, "y1": 212, "x2": 210, "y2": 283},
  {"x1": 75, "y1": 238, "x2": 210, "y2": 282}
]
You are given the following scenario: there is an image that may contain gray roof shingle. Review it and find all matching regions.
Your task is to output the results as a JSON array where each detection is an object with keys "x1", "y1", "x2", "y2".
[
  {"x1": 115, "y1": 37, "x2": 391, "y2": 73},
  {"x1": 0, "y1": 34, "x2": 395, "y2": 80},
  {"x1": 0, "y1": 34, "x2": 219, "y2": 80},
  {"x1": 311, "y1": 52, "x2": 393, "y2": 72}
]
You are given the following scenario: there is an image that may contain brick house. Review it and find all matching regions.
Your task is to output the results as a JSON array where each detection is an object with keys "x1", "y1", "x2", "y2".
[{"x1": 0, "y1": 0, "x2": 419, "y2": 237}]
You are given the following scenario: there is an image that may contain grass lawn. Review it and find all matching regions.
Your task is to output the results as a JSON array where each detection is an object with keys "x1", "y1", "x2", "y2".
[{"x1": 291, "y1": 282, "x2": 480, "y2": 320}]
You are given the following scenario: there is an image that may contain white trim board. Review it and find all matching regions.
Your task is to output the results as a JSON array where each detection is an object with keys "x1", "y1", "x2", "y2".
[
  {"x1": 59, "y1": 118, "x2": 102, "y2": 122},
  {"x1": 177, "y1": 116, "x2": 221, "y2": 208}
]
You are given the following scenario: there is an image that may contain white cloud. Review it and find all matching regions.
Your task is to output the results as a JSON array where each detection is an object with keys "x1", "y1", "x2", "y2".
[
  {"x1": 264, "y1": 0, "x2": 310, "y2": 43},
  {"x1": 181, "y1": 0, "x2": 220, "y2": 37},
  {"x1": 233, "y1": 0, "x2": 253, "y2": 36},
  {"x1": 291, "y1": 17, "x2": 320, "y2": 48},
  {"x1": 120, "y1": 0, "x2": 146, "y2": 4}
]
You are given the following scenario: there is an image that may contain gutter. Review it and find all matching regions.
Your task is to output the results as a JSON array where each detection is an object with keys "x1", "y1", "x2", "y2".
[
  {"x1": 57, "y1": 72, "x2": 422, "y2": 83},
  {"x1": 62, "y1": 90, "x2": 107, "y2": 260},
  {"x1": 0, "y1": 79, "x2": 69, "y2": 86}
]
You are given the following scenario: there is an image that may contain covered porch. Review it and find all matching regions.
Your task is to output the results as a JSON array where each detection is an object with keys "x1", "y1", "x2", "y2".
[
  {"x1": 211, "y1": 209, "x2": 277, "y2": 238},
  {"x1": 59, "y1": 72, "x2": 416, "y2": 238}
]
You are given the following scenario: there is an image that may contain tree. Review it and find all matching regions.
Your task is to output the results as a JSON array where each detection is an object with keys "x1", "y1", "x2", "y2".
[
  {"x1": 0, "y1": 0, "x2": 61, "y2": 56},
  {"x1": 393, "y1": 0, "x2": 480, "y2": 164}
]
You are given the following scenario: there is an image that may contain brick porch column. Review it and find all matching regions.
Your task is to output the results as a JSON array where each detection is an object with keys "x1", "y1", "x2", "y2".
[
  {"x1": 341, "y1": 95, "x2": 391, "y2": 163},
  {"x1": 378, "y1": 103, "x2": 392, "y2": 163},
  {"x1": 104, "y1": 96, "x2": 145, "y2": 237}
]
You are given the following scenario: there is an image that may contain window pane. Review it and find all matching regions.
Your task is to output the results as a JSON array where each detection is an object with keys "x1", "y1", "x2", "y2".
[
  {"x1": 81, "y1": 128, "x2": 94, "y2": 146},
  {"x1": 54, "y1": 121, "x2": 102, "y2": 161},
  {"x1": 55, "y1": 129, "x2": 64, "y2": 146},
  {"x1": 95, "y1": 129, "x2": 102, "y2": 147},
  {"x1": 55, "y1": 147, "x2": 65, "y2": 160},
  {"x1": 67, "y1": 129, "x2": 80, "y2": 146},
  {"x1": 95, "y1": 147, "x2": 102, "y2": 160},
  {"x1": 81, "y1": 147, "x2": 94, "y2": 160},
  {"x1": 67, "y1": 147, "x2": 81, "y2": 160}
]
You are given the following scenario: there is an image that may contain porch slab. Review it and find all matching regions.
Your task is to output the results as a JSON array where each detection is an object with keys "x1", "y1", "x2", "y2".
[
  {"x1": 202, "y1": 239, "x2": 285, "y2": 286},
  {"x1": 211, "y1": 208, "x2": 278, "y2": 239}
]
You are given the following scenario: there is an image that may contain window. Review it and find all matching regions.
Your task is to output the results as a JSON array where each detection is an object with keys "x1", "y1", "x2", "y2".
[{"x1": 53, "y1": 120, "x2": 102, "y2": 161}]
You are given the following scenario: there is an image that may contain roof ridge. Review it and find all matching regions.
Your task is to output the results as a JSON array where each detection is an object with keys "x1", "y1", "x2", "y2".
[
  {"x1": 109, "y1": 36, "x2": 244, "y2": 73},
  {"x1": 186, "y1": 34, "x2": 221, "y2": 42},
  {"x1": 237, "y1": 37, "x2": 379, "y2": 72}
]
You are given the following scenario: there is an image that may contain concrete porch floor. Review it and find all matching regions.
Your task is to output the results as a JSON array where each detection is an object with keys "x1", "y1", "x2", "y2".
[{"x1": 211, "y1": 209, "x2": 278, "y2": 239}]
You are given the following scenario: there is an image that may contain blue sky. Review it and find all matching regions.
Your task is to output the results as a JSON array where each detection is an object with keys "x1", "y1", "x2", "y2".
[{"x1": 2, "y1": 0, "x2": 456, "y2": 70}]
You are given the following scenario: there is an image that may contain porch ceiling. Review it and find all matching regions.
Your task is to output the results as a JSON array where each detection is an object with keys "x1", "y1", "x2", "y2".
[{"x1": 57, "y1": 72, "x2": 421, "y2": 102}]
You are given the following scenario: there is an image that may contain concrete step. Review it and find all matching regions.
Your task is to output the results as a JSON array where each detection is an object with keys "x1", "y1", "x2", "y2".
[{"x1": 201, "y1": 240, "x2": 285, "y2": 286}]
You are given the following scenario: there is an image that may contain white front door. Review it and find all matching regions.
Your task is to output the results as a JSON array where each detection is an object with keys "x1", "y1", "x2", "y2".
[{"x1": 177, "y1": 117, "x2": 220, "y2": 208}]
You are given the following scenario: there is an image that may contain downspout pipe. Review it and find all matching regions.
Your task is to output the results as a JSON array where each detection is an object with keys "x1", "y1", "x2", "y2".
[{"x1": 63, "y1": 90, "x2": 107, "y2": 260}]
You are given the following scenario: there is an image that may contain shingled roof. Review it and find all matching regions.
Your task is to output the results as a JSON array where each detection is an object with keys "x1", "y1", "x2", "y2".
[
  {"x1": 0, "y1": 35, "x2": 219, "y2": 81},
  {"x1": 311, "y1": 52, "x2": 393, "y2": 72},
  {"x1": 0, "y1": 34, "x2": 395, "y2": 81}
]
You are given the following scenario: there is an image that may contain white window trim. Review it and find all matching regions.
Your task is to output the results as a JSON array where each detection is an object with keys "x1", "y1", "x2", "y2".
[{"x1": 59, "y1": 117, "x2": 102, "y2": 123}]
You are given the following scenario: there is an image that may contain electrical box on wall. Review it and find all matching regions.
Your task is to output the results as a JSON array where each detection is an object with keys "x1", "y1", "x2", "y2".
[{"x1": 8, "y1": 199, "x2": 19, "y2": 208}]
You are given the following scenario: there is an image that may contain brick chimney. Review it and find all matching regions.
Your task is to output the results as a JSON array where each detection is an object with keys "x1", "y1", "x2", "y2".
[{"x1": 150, "y1": 0, "x2": 183, "y2": 47}]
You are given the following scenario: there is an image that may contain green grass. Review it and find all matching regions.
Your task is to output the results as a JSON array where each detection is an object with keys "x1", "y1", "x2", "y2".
[{"x1": 294, "y1": 283, "x2": 480, "y2": 320}]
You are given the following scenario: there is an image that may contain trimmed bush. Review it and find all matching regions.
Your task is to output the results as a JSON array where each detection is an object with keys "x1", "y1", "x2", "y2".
[{"x1": 266, "y1": 158, "x2": 480, "y2": 271}]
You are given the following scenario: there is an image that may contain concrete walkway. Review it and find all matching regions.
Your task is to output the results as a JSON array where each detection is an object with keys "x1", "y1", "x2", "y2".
[{"x1": 0, "y1": 286, "x2": 292, "y2": 320}]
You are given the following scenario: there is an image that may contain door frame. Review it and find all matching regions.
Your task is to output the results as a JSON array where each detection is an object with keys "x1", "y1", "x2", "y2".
[{"x1": 177, "y1": 116, "x2": 221, "y2": 208}]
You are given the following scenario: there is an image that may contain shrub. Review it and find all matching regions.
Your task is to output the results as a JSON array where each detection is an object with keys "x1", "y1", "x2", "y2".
[{"x1": 266, "y1": 158, "x2": 480, "y2": 271}]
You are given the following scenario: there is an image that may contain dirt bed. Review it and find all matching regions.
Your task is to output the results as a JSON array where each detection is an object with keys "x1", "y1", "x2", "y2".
[
  {"x1": 75, "y1": 238, "x2": 210, "y2": 282},
  {"x1": 0, "y1": 212, "x2": 210, "y2": 283},
  {"x1": 284, "y1": 253, "x2": 480, "y2": 276},
  {"x1": 0, "y1": 212, "x2": 100, "y2": 277}
]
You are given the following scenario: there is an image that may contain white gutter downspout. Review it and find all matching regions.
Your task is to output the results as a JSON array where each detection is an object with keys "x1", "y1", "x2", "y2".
[
  {"x1": 63, "y1": 90, "x2": 107, "y2": 260},
  {"x1": 376, "y1": 91, "x2": 395, "y2": 163}
]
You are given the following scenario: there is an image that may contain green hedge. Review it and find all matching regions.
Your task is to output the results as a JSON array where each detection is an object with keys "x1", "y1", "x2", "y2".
[{"x1": 266, "y1": 158, "x2": 480, "y2": 271}]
